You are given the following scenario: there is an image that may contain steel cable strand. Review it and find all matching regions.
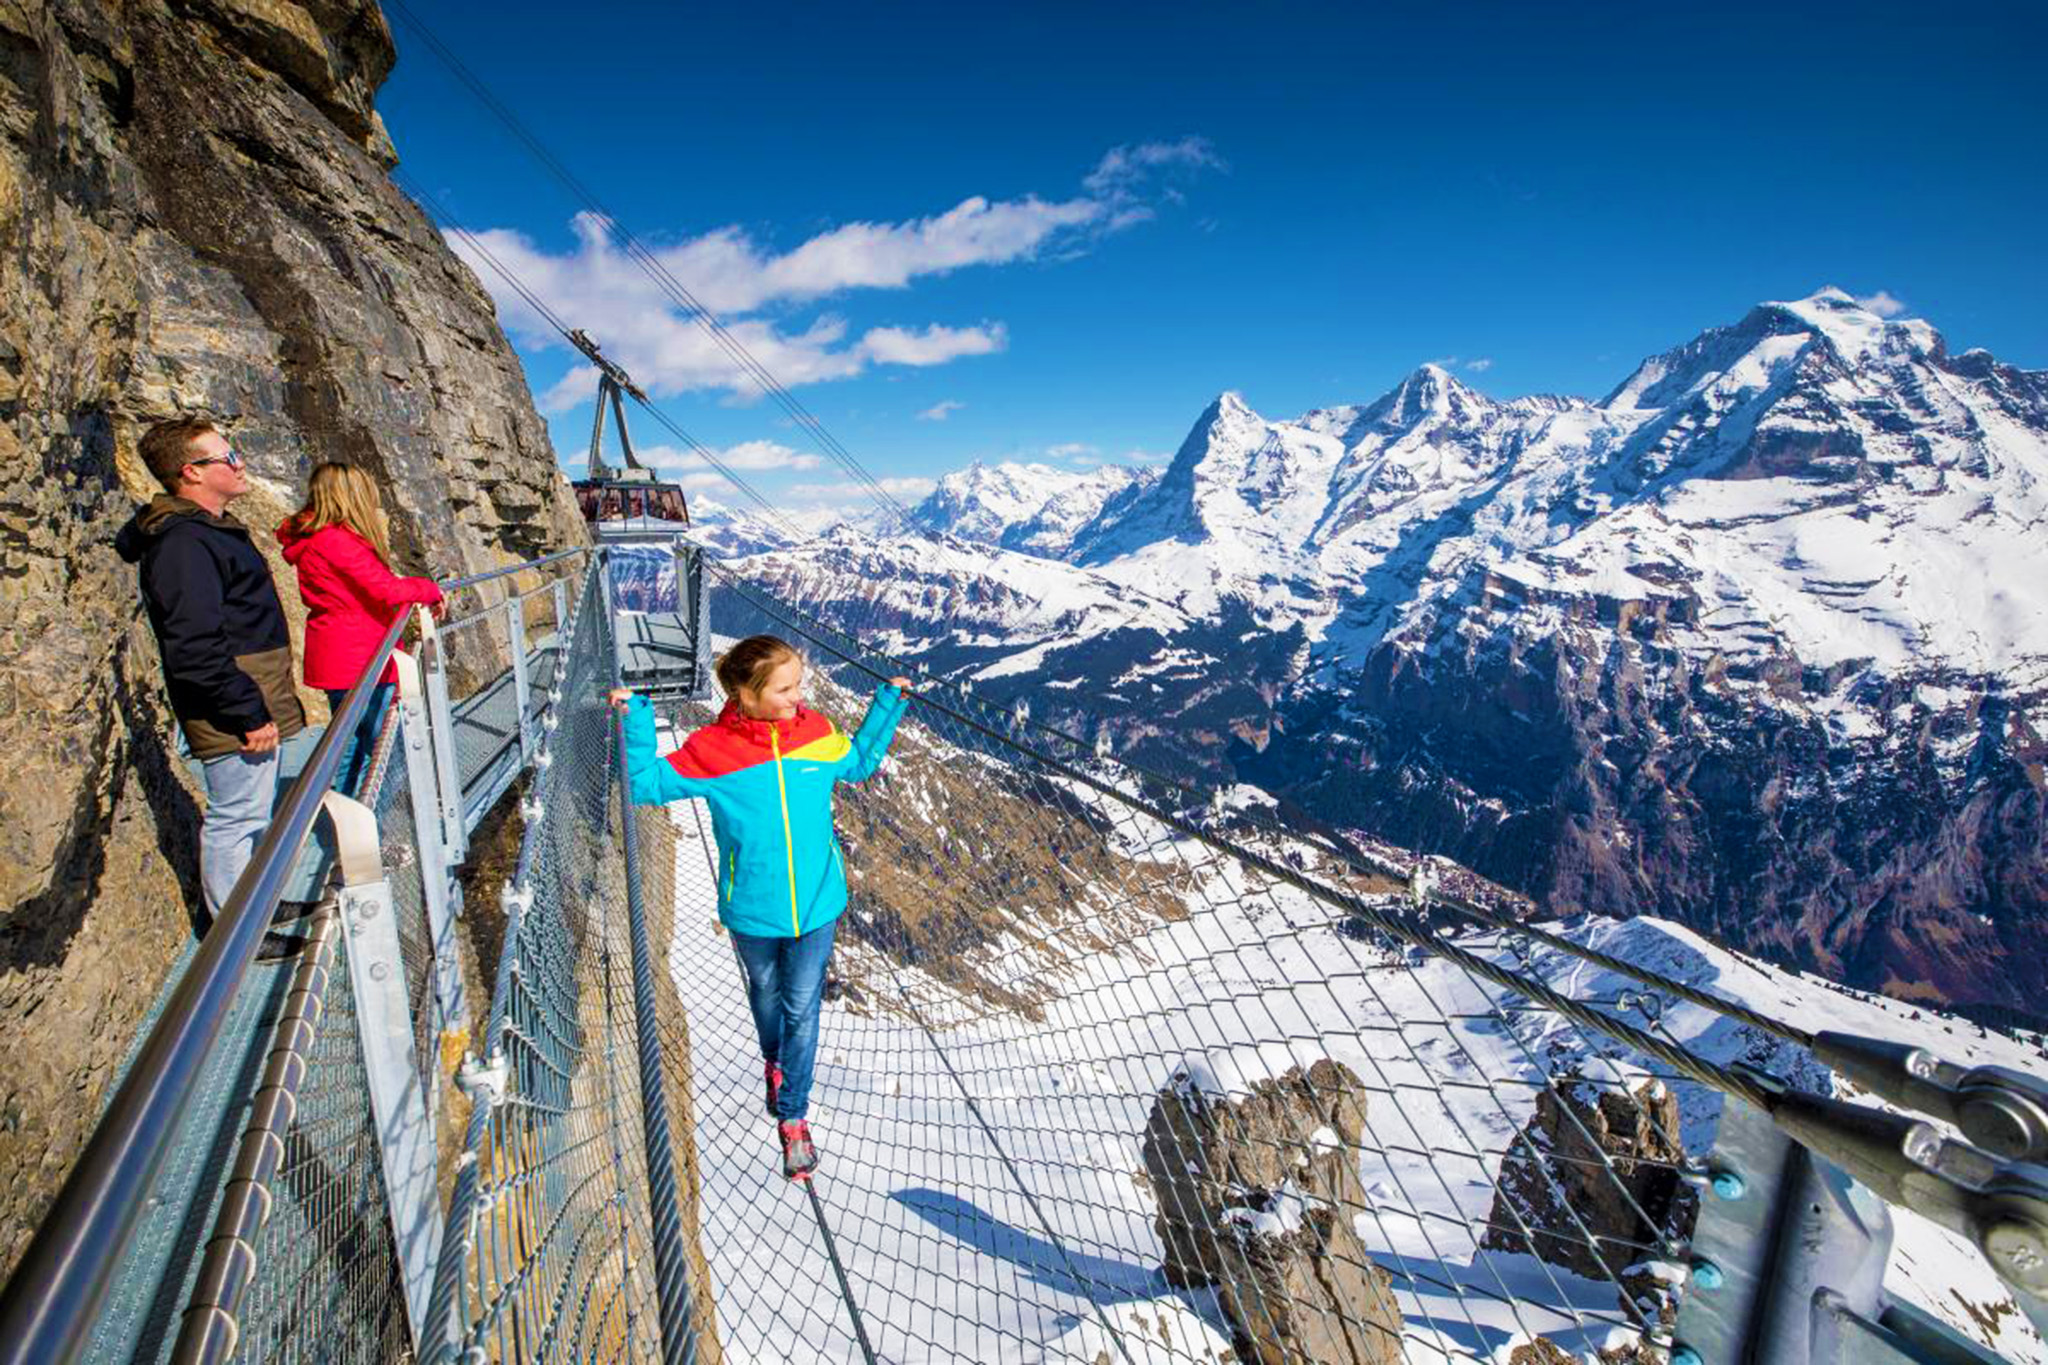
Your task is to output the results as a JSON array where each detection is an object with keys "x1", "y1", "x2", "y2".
[
  {"x1": 711, "y1": 560, "x2": 1817, "y2": 1072},
  {"x1": 799, "y1": 1182, "x2": 882, "y2": 1365},
  {"x1": 1425, "y1": 896, "x2": 1815, "y2": 1051},
  {"x1": 713, "y1": 567, "x2": 1778, "y2": 1112},
  {"x1": 869, "y1": 949, "x2": 1142, "y2": 1365},
  {"x1": 783, "y1": 626, "x2": 1565, "y2": 1356}
]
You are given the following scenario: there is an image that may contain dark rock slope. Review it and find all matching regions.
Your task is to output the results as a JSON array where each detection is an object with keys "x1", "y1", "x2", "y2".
[{"x1": 0, "y1": 0, "x2": 584, "y2": 1273}]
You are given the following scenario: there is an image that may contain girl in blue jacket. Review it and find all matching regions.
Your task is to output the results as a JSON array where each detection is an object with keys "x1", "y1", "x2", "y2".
[{"x1": 612, "y1": 636, "x2": 910, "y2": 1179}]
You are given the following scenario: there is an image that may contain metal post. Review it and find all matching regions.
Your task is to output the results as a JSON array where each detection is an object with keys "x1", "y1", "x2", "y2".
[
  {"x1": 327, "y1": 790, "x2": 444, "y2": 1347},
  {"x1": 393, "y1": 646, "x2": 467, "y2": 1038},
  {"x1": 551, "y1": 578, "x2": 570, "y2": 677},
  {"x1": 1673, "y1": 1096, "x2": 2012, "y2": 1365},
  {"x1": 587, "y1": 375, "x2": 614, "y2": 480},
  {"x1": 417, "y1": 615, "x2": 468, "y2": 865},
  {"x1": 506, "y1": 596, "x2": 533, "y2": 762}
]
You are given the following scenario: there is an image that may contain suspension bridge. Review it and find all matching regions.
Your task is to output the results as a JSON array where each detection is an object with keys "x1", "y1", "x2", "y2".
[{"x1": 0, "y1": 534, "x2": 2039, "y2": 1365}]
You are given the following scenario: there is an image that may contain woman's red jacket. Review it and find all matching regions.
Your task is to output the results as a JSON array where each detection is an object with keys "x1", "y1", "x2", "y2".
[{"x1": 277, "y1": 520, "x2": 443, "y2": 689}]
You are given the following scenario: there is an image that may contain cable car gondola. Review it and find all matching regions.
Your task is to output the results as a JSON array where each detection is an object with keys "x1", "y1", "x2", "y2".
[
  {"x1": 567, "y1": 331, "x2": 710, "y2": 699},
  {"x1": 567, "y1": 328, "x2": 692, "y2": 531}
]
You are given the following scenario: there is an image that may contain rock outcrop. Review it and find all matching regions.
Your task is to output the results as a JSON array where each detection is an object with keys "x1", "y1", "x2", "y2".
[
  {"x1": 1141, "y1": 1059, "x2": 1404, "y2": 1365},
  {"x1": 1481, "y1": 1076, "x2": 1695, "y2": 1289},
  {"x1": 0, "y1": 0, "x2": 584, "y2": 1274}
]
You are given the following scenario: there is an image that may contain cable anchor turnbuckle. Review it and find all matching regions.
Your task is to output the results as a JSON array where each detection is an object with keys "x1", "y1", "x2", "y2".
[{"x1": 1810, "y1": 1030, "x2": 2048, "y2": 1164}]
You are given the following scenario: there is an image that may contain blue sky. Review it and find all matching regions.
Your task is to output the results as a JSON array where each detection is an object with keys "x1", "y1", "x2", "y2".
[{"x1": 380, "y1": 1, "x2": 2048, "y2": 513}]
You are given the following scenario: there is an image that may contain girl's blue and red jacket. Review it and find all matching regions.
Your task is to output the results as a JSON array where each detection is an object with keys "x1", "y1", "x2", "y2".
[{"x1": 621, "y1": 686, "x2": 909, "y2": 939}]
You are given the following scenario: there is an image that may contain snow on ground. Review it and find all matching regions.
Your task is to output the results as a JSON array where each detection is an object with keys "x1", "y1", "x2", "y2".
[{"x1": 654, "y1": 712, "x2": 2047, "y2": 1365}]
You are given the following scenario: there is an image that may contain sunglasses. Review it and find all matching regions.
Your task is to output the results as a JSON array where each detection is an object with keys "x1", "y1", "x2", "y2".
[{"x1": 186, "y1": 448, "x2": 244, "y2": 471}]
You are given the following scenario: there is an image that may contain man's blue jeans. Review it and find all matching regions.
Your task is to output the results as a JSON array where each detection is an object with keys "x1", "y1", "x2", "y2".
[
  {"x1": 729, "y1": 918, "x2": 839, "y2": 1122},
  {"x1": 198, "y1": 748, "x2": 280, "y2": 917}
]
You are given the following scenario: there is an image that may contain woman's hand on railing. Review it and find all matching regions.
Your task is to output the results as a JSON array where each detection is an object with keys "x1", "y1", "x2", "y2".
[
  {"x1": 888, "y1": 676, "x2": 913, "y2": 694},
  {"x1": 608, "y1": 687, "x2": 635, "y2": 713}
]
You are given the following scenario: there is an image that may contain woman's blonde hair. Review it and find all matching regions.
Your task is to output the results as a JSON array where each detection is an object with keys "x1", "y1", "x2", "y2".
[
  {"x1": 287, "y1": 462, "x2": 394, "y2": 567},
  {"x1": 715, "y1": 635, "x2": 800, "y2": 699}
]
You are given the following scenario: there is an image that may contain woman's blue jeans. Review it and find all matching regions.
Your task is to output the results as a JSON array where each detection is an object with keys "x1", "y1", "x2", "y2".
[
  {"x1": 728, "y1": 918, "x2": 839, "y2": 1122},
  {"x1": 324, "y1": 683, "x2": 395, "y2": 799}
]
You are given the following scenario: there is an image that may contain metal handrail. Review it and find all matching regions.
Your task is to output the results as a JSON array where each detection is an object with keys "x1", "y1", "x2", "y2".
[
  {"x1": 0, "y1": 612, "x2": 412, "y2": 1365},
  {"x1": 435, "y1": 545, "x2": 586, "y2": 598}
]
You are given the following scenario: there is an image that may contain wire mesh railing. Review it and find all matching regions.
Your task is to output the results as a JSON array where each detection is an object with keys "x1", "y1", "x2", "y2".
[
  {"x1": 621, "y1": 574, "x2": 1713, "y2": 1364},
  {"x1": 428, "y1": 558, "x2": 699, "y2": 1365}
]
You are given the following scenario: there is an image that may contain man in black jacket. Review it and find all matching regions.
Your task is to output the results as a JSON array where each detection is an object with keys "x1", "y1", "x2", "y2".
[{"x1": 116, "y1": 417, "x2": 307, "y2": 939}]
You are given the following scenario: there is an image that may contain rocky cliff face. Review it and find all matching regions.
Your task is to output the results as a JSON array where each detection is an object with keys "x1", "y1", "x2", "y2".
[{"x1": 0, "y1": 0, "x2": 584, "y2": 1273}]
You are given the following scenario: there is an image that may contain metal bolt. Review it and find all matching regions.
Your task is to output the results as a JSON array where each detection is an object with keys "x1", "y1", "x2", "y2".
[
  {"x1": 1901, "y1": 1122, "x2": 1943, "y2": 1167},
  {"x1": 1690, "y1": 1258, "x2": 1725, "y2": 1291},
  {"x1": 1905, "y1": 1048, "x2": 1938, "y2": 1080},
  {"x1": 368, "y1": 961, "x2": 390, "y2": 983},
  {"x1": 1671, "y1": 1348, "x2": 1704, "y2": 1365},
  {"x1": 1983, "y1": 1220, "x2": 2048, "y2": 1291},
  {"x1": 1710, "y1": 1169, "x2": 1747, "y2": 1201}
]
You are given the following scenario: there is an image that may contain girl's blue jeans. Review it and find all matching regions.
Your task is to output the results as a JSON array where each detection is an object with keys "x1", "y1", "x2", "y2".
[{"x1": 729, "y1": 918, "x2": 839, "y2": 1122}]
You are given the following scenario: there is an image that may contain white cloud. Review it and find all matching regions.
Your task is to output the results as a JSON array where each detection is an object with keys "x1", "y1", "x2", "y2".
[
  {"x1": 1083, "y1": 137, "x2": 1226, "y2": 196},
  {"x1": 1856, "y1": 289, "x2": 1907, "y2": 318},
  {"x1": 917, "y1": 399, "x2": 965, "y2": 422},
  {"x1": 633, "y1": 440, "x2": 822, "y2": 474},
  {"x1": 1046, "y1": 442, "x2": 1097, "y2": 461},
  {"x1": 786, "y1": 475, "x2": 938, "y2": 504},
  {"x1": 1124, "y1": 448, "x2": 1173, "y2": 465},
  {"x1": 859, "y1": 322, "x2": 1006, "y2": 367},
  {"x1": 448, "y1": 140, "x2": 1219, "y2": 401},
  {"x1": 1464, "y1": 357, "x2": 1494, "y2": 373},
  {"x1": 718, "y1": 440, "x2": 825, "y2": 471}
]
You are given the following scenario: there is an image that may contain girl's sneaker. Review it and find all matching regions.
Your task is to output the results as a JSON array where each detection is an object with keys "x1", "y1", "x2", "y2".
[
  {"x1": 779, "y1": 1121, "x2": 818, "y2": 1181},
  {"x1": 764, "y1": 1063, "x2": 784, "y2": 1118}
]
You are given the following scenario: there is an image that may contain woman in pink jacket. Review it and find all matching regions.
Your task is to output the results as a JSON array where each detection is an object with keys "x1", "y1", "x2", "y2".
[{"x1": 279, "y1": 463, "x2": 444, "y2": 796}]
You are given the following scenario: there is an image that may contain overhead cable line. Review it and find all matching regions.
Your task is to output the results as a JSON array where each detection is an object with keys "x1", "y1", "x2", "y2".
[
  {"x1": 391, "y1": 168, "x2": 814, "y2": 547},
  {"x1": 376, "y1": 2, "x2": 1815, "y2": 1068},
  {"x1": 383, "y1": 0, "x2": 919, "y2": 531}
]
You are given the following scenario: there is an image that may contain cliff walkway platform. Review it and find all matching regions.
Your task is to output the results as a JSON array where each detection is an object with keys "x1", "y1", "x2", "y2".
[{"x1": 1, "y1": 547, "x2": 2042, "y2": 1365}]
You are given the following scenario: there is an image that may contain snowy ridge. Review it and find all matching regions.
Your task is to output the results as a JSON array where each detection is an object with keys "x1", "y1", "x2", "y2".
[
  {"x1": 774, "y1": 286, "x2": 2048, "y2": 692},
  {"x1": 911, "y1": 460, "x2": 1156, "y2": 558},
  {"x1": 738, "y1": 288, "x2": 2048, "y2": 1008}
]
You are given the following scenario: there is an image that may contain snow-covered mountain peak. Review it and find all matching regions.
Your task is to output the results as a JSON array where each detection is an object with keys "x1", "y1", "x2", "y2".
[
  {"x1": 740, "y1": 288, "x2": 2048, "y2": 1017},
  {"x1": 910, "y1": 459, "x2": 1156, "y2": 560}
]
